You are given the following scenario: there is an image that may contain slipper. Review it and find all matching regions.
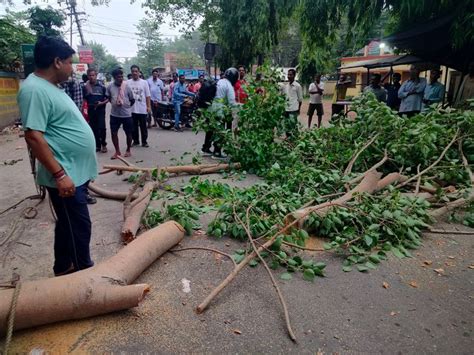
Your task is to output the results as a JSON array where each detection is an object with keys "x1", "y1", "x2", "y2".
[
  {"x1": 111, "y1": 153, "x2": 121, "y2": 160},
  {"x1": 124, "y1": 152, "x2": 131, "y2": 157}
]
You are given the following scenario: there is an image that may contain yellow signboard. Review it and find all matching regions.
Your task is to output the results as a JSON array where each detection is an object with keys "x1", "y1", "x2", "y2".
[{"x1": 0, "y1": 76, "x2": 20, "y2": 127}]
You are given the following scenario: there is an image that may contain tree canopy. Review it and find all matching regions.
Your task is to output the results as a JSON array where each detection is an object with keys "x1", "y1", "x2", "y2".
[
  {"x1": 27, "y1": 5, "x2": 65, "y2": 37},
  {"x1": 0, "y1": 18, "x2": 35, "y2": 71},
  {"x1": 143, "y1": 0, "x2": 473, "y2": 75},
  {"x1": 86, "y1": 41, "x2": 120, "y2": 77}
]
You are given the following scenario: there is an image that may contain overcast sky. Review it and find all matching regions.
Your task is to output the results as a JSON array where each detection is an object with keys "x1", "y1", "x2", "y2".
[{"x1": 0, "y1": 0, "x2": 181, "y2": 58}]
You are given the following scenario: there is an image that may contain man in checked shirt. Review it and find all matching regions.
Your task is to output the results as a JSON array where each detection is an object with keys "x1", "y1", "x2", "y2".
[{"x1": 61, "y1": 73, "x2": 83, "y2": 110}]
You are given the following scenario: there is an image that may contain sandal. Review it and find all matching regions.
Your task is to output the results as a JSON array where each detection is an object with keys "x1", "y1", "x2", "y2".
[{"x1": 111, "y1": 153, "x2": 121, "y2": 160}]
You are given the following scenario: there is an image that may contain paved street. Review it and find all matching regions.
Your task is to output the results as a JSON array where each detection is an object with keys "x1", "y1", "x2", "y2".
[{"x1": 0, "y1": 121, "x2": 473, "y2": 353}]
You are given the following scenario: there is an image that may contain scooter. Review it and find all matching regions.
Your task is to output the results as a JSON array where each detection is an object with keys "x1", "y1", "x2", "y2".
[{"x1": 156, "y1": 97, "x2": 196, "y2": 130}]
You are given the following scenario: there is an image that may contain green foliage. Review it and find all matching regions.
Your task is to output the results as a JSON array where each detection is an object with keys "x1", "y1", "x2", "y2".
[
  {"x1": 27, "y1": 6, "x2": 65, "y2": 37},
  {"x1": 86, "y1": 41, "x2": 120, "y2": 77},
  {"x1": 144, "y1": 198, "x2": 203, "y2": 236},
  {"x1": 134, "y1": 18, "x2": 165, "y2": 76},
  {"x1": 0, "y1": 18, "x2": 35, "y2": 71}
]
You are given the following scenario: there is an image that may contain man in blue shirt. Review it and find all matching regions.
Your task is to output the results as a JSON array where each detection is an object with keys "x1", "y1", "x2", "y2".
[
  {"x1": 172, "y1": 74, "x2": 195, "y2": 132},
  {"x1": 423, "y1": 68, "x2": 445, "y2": 111},
  {"x1": 147, "y1": 68, "x2": 164, "y2": 127},
  {"x1": 17, "y1": 36, "x2": 98, "y2": 276}
]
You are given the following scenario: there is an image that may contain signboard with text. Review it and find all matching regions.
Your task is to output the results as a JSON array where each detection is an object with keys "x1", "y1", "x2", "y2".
[{"x1": 78, "y1": 45, "x2": 94, "y2": 64}]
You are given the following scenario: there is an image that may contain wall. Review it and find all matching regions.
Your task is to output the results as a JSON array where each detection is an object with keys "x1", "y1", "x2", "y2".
[{"x1": 0, "y1": 72, "x2": 20, "y2": 129}]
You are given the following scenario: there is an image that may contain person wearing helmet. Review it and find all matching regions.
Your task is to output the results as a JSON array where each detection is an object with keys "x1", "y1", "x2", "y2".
[{"x1": 201, "y1": 67, "x2": 238, "y2": 159}]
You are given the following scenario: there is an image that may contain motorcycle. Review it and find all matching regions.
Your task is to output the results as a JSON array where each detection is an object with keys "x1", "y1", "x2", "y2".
[{"x1": 156, "y1": 97, "x2": 197, "y2": 130}]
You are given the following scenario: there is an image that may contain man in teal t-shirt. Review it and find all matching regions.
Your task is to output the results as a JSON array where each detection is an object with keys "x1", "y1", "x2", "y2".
[{"x1": 17, "y1": 36, "x2": 98, "y2": 276}]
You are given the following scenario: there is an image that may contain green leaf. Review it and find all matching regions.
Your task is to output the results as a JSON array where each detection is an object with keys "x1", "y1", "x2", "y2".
[
  {"x1": 280, "y1": 272, "x2": 292, "y2": 280},
  {"x1": 356, "y1": 265, "x2": 369, "y2": 272},
  {"x1": 313, "y1": 262, "x2": 327, "y2": 270},
  {"x1": 365, "y1": 261, "x2": 377, "y2": 270},
  {"x1": 233, "y1": 254, "x2": 245, "y2": 264},
  {"x1": 368, "y1": 254, "x2": 381, "y2": 264},
  {"x1": 249, "y1": 259, "x2": 259, "y2": 267},
  {"x1": 391, "y1": 247, "x2": 405, "y2": 259},
  {"x1": 364, "y1": 235, "x2": 374, "y2": 247},
  {"x1": 323, "y1": 242, "x2": 333, "y2": 250},
  {"x1": 342, "y1": 266, "x2": 353, "y2": 272},
  {"x1": 292, "y1": 256, "x2": 303, "y2": 265},
  {"x1": 303, "y1": 268, "x2": 316, "y2": 282}
]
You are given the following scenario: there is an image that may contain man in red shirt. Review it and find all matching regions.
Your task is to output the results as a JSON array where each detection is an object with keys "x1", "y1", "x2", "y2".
[{"x1": 234, "y1": 65, "x2": 248, "y2": 104}]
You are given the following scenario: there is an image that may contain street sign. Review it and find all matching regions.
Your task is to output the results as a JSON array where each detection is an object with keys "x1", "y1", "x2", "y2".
[
  {"x1": 21, "y1": 44, "x2": 35, "y2": 77},
  {"x1": 78, "y1": 45, "x2": 94, "y2": 64}
]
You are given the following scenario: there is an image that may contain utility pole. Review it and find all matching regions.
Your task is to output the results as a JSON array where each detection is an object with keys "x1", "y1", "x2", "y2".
[{"x1": 64, "y1": 0, "x2": 86, "y2": 46}]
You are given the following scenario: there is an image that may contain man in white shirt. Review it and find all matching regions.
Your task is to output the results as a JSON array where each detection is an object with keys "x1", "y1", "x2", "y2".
[
  {"x1": 281, "y1": 68, "x2": 303, "y2": 137},
  {"x1": 147, "y1": 68, "x2": 164, "y2": 127},
  {"x1": 307, "y1": 74, "x2": 324, "y2": 128},
  {"x1": 128, "y1": 65, "x2": 151, "y2": 147}
]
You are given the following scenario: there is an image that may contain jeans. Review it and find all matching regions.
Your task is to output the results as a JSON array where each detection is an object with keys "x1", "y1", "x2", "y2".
[
  {"x1": 88, "y1": 108, "x2": 107, "y2": 149},
  {"x1": 173, "y1": 102, "x2": 181, "y2": 128},
  {"x1": 46, "y1": 182, "x2": 94, "y2": 275},
  {"x1": 132, "y1": 113, "x2": 148, "y2": 145}
]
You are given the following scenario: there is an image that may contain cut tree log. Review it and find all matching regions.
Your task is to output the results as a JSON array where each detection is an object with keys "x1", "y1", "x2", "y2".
[
  {"x1": 122, "y1": 181, "x2": 155, "y2": 244},
  {"x1": 102, "y1": 162, "x2": 241, "y2": 176},
  {"x1": 0, "y1": 221, "x2": 184, "y2": 335},
  {"x1": 88, "y1": 182, "x2": 138, "y2": 201}
]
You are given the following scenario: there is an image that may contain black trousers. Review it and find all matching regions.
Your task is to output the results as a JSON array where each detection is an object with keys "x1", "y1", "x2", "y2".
[
  {"x1": 331, "y1": 104, "x2": 345, "y2": 117},
  {"x1": 88, "y1": 108, "x2": 107, "y2": 149},
  {"x1": 47, "y1": 182, "x2": 93, "y2": 275},
  {"x1": 132, "y1": 113, "x2": 148, "y2": 145}
]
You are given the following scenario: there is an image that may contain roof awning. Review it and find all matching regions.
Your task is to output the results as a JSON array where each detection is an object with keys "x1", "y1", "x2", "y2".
[
  {"x1": 384, "y1": 15, "x2": 473, "y2": 73},
  {"x1": 339, "y1": 54, "x2": 423, "y2": 70}
]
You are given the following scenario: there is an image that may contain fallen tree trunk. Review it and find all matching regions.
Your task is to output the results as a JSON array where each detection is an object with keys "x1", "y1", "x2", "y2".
[
  {"x1": 88, "y1": 182, "x2": 138, "y2": 201},
  {"x1": 102, "y1": 162, "x2": 241, "y2": 176},
  {"x1": 122, "y1": 181, "x2": 155, "y2": 244},
  {"x1": 0, "y1": 221, "x2": 184, "y2": 334}
]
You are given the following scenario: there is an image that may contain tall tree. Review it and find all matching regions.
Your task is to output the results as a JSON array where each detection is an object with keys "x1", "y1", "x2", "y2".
[
  {"x1": 144, "y1": 0, "x2": 473, "y2": 73},
  {"x1": 27, "y1": 5, "x2": 65, "y2": 37},
  {"x1": 134, "y1": 18, "x2": 165, "y2": 76},
  {"x1": 86, "y1": 41, "x2": 120, "y2": 76}
]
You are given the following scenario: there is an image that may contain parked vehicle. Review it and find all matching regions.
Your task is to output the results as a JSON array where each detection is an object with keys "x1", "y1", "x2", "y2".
[{"x1": 157, "y1": 97, "x2": 197, "y2": 130}]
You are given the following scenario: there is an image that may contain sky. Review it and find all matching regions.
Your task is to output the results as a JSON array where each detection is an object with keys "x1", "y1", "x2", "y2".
[{"x1": 0, "y1": 0, "x2": 182, "y2": 58}]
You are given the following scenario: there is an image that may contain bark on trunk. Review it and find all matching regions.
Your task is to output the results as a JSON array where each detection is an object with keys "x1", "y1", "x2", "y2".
[
  {"x1": 121, "y1": 182, "x2": 155, "y2": 244},
  {"x1": 0, "y1": 221, "x2": 184, "y2": 334},
  {"x1": 88, "y1": 182, "x2": 138, "y2": 201},
  {"x1": 102, "y1": 163, "x2": 241, "y2": 176}
]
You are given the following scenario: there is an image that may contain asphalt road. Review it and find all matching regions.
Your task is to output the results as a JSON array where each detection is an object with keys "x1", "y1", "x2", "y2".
[{"x1": 0, "y1": 119, "x2": 472, "y2": 353}]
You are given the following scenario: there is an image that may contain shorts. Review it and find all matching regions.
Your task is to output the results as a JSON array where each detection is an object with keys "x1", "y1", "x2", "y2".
[
  {"x1": 110, "y1": 115, "x2": 132, "y2": 134},
  {"x1": 308, "y1": 103, "x2": 324, "y2": 116}
]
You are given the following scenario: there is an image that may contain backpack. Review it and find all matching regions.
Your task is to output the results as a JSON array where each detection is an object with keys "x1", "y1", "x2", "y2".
[{"x1": 197, "y1": 79, "x2": 217, "y2": 108}]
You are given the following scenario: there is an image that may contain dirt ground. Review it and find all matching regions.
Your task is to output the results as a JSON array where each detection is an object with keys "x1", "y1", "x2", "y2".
[{"x1": 0, "y1": 109, "x2": 473, "y2": 353}]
